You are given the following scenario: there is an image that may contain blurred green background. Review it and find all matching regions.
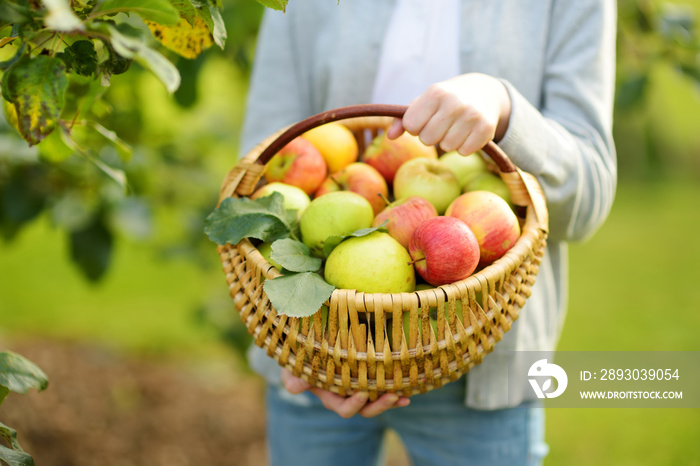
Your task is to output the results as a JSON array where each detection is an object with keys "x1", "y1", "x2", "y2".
[{"x1": 1, "y1": 0, "x2": 700, "y2": 465}]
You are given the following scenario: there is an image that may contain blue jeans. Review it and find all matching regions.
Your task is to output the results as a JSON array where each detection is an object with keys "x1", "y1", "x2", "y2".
[{"x1": 265, "y1": 377, "x2": 548, "y2": 466}]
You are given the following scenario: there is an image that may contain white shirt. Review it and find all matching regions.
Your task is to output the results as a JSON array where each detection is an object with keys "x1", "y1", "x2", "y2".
[{"x1": 371, "y1": 0, "x2": 461, "y2": 105}]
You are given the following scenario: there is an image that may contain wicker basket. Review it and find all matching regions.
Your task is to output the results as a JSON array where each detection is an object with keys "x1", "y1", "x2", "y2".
[{"x1": 216, "y1": 104, "x2": 548, "y2": 400}]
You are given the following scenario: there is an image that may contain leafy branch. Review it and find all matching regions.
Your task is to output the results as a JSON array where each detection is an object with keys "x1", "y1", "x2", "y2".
[
  {"x1": 1, "y1": 0, "x2": 226, "y2": 149},
  {"x1": 0, "y1": 0, "x2": 229, "y2": 281}
]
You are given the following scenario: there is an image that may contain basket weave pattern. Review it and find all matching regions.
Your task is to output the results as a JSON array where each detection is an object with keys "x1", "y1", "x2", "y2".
[{"x1": 216, "y1": 105, "x2": 548, "y2": 400}]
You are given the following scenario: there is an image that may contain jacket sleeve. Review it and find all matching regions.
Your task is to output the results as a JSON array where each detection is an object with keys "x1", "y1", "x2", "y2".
[{"x1": 497, "y1": 0, "x2": 617, "y2": 242}]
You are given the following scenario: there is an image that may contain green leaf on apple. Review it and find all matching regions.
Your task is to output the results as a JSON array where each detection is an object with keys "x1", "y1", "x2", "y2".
[
  {"x1": 270, "y1": 239, "x2": 321, "y2": 273},
  {"x1": 204, "y1": 192, "x2": 295, "y2": 245},
  {"x1": 263, "y1": 272, "x2": 335, "y2": 318},
  {"x1": 322, "y1": 221, "x2": 388, "y2": 258}
]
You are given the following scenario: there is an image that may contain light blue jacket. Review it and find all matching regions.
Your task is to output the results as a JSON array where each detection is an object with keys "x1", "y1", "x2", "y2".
[{"x1": 240, "y1": 0, "x2": 617, "y2": 409}]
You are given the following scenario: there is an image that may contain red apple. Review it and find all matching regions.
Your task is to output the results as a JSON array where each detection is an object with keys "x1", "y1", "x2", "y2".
[
  {"x1": 445, "y1": 191, "x2": 520, "y2": 267},
  {"x1": 408, "y1": 216, "x2": 480, "y2": 286},
  {"x1": 314, "y1": 162, "x2": 389, "y2": 215},
  {"x1": 362, "y1": 132, "x2": 437, "y2": 185},
  {"x1": 372, "y1": 196, "x2": 437, "y2": 249},
  {"x1": 264, "y1": 137, "x2": 327, "y2": 195}
]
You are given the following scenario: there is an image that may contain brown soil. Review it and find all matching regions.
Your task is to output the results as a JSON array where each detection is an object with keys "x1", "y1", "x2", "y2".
[{"x1": 0, "y1": 338, "x2": 410, "y2": 466}]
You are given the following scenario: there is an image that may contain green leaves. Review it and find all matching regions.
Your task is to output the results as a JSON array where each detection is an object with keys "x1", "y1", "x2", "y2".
[
  {"x1": 196, "y1": 2, "x2": 227, "y2": 49},
  {"x1": 264, "y1": 272, "x2": 334, "y2": 318},
  {"x1": 0, "y1": 352, "x2": 49, "y2": 396},
  {"x1": 69, "y1": 214, "x2": 113, "y2": 282},
  {"x1": 2, "y1": 55, "x2": 68, "y2": 146},
  {"x1": 204, "y1": 192, "x2": 334, "y2": 317},
  {"x1": 0, "y1": 351, "x2": 45, "y2": 466},
  {"x1": 102, "y1": 24, "x2": 181, "y2": 93},
  {"x1": 270, "y1": 238, "x2": 321, "y2": 273},
  {"x1": 322, "y1": 222, "x2": 388, "y2": 258},
  {"x1": 264, "y1": 238, "x2": 333, "y2": 317},
  {"x1": 58, "y1": 40, "x2": 98, "y2": 77},
  {"x1": 254, "y1": 0, "x2": 289, "y2": 13},
  {"x1": 91, "y1": 0, "x2": 180, "y2": 25},
  {"x1": 0, "y1": 442, "x2": 35, "y2": 466},
  {"x1": 204, "y1": 192, "x2": 294, "y2": 245}
]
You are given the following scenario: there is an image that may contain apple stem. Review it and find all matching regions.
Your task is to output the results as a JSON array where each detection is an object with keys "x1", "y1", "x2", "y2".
[
  {"x1": 329, "y1": 175, "x2": 341, "y2": 187},
  {"x1": 378, "y1": 192, "x2": 391, "y2": 206},
  {"x1": 407, "y1": 257, "x2": 426, "y2": 266}
]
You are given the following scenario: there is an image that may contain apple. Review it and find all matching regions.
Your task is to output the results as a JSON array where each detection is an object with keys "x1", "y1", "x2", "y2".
[
  {"x1": 257, "y1": 242, "x2": 282, "y2": 271},
  {"x1": 251, "y1": 182, "x2": 311, "y2": 219},
  {"x1": 438, "y1": 150, "x2": 490, "y2": 189},
  {"x1": 408, "y1": 216, "x2": 480, "y2": 286},
  {"x1": 299, "y1": 191, "x2": 374, "y2": 257},
  {"x1": 303, "y1": 122, "x2": 359, "y2": 173},
  {"x1": 372, "y1": 196, "x2": 437, "y2": 249},
  {"x1": 362, "y1": 132, "x2": 437, "y2": 185},
  {"x1": 464, "y1": 172, "x2": 512, "y2": 206},
  {"x1": 314, "y1": 162, "x2": 389, "y2": 215},
  {"x1": 446, "y1": 191, "x2": 520, "y2": 267},
  {"x1": 324, "y1": 232, "x2": 415, "y2": 293},
  {"x1": 393, "y1": 158, "x2": 461, "y2": 214},
  {"x1": 264, "y1": 136, "x2": 327, "y2": 195}
]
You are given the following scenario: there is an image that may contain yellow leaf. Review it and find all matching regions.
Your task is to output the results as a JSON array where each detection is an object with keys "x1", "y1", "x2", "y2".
[
  {"x1": 3, "y1": 100, "x2": 20, "y2": 135},
  {"x1": 146, "y1": 16, "x2": 213, "y2": 60}
]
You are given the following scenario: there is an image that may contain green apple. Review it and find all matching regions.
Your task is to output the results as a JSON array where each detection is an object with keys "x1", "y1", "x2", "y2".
[
  {"x1": 438, "y1": 150, "x2": 489, "y2": 189},
  {"x1": 257, "y1": 242, "x2": 282, "y2": 271},
  {"x1": 324, "y1": 232, "x2": 415, "y2": 293},
  {"x1": 393, "y1": 158, "x2": 461, "y2": 214},
  {"x1": 464, "y1": 172, "x2": 512, "y2": 206},
  {"x1": 300, "y1": 191, "x2": 374, "y2": 257},
  {"x1": 251, "y1": 182, "x2": 311, "y2": 219}
]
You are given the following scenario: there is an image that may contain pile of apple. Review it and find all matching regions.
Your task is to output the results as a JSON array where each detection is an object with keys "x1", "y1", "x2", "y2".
[{"x1": 251, "y1": 121, "x2": 520, "y2": 293}]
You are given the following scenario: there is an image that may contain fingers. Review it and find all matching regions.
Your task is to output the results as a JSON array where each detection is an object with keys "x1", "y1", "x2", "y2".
[
  {"x1": 305, "y1": 386, "x2": 411, "y2": 419},
  {"x1": 283, "y1": 366, "x2": 412, "y2": 419},
  {"x1": 281, "y1": 368, "x2": 311, "y2": 394},
  {"x1": 309, "y1": 387, "x2": 370, "y2": 418},
  {"x1": 358, "y1": 393, "x2": 411, "y2": 418},
  {"x1": 386, "y1": 118, "x2": 405, "y2": 140},
  {"x1": 390, "y1": 74, "x2": 510, "y2": 153}
]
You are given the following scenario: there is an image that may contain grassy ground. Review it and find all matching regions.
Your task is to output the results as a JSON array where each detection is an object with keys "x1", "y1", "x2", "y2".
[
  {"x1": 0, "y1": 214, "x2": 228, "y2": 358},
  {"x1": 546, "y1": 179, "x2": 700, "y2": 466},
  {"x1": 1, "y1": 179, "x2": 699, "y2": 465}
]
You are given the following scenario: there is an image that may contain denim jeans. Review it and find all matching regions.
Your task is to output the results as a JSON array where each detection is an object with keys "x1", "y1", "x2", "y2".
[{"x1": 265, "y1": 377, "x2": 549, "y2": 466}]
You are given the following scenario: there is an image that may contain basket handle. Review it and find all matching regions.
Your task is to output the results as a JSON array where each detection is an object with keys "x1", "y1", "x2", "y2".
[{"x1": 254, "y1": 104, "x2": 518, "y2": 174}]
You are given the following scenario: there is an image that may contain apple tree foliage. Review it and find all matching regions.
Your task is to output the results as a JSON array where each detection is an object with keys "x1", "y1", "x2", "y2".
[
  {"x1": 0, "y1": 0, "x2": 254, "y2": 282},
  {"x1": 615, "y1": 0, "x2": 700, "y2": 179}
]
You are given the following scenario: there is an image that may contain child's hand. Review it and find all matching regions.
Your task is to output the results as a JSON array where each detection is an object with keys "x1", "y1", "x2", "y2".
[
  {"x1": 387, "y1": 73, "x2": 511, "y2": 156},
  {"x1": 281, "y1": 368, "x2": 410, "y2": 418}
]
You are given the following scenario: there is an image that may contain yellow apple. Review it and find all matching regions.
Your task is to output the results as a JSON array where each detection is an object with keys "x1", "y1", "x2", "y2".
[{"x1": 303, "y1": 122, "x2": 359, "y2": 173}]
